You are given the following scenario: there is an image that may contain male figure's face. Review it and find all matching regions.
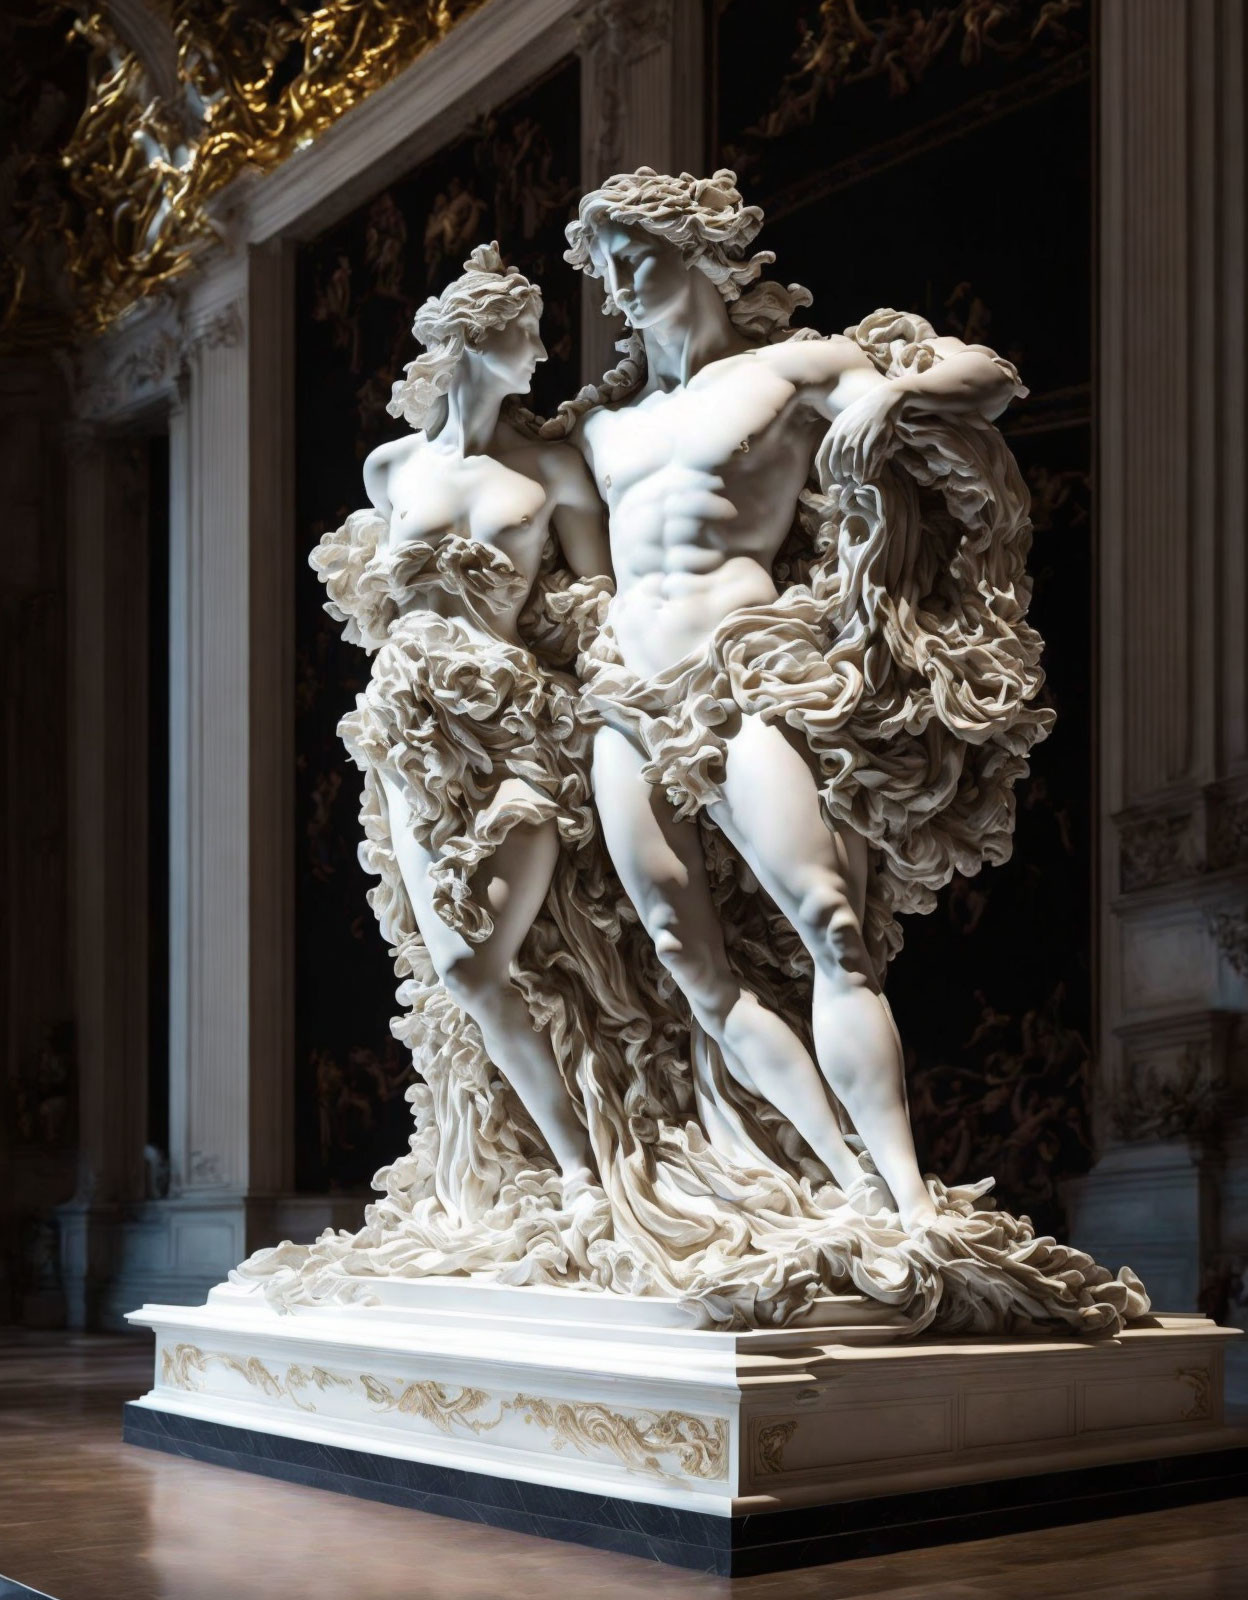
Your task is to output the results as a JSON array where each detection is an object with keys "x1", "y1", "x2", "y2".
[{"x1": 588, "y1": 219, "x2": 693, "y2": 329}]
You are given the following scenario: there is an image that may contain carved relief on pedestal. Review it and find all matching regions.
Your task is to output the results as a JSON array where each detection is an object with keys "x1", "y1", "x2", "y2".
[
  {"x1": 1175, "y1": 1366, "x2": 1212, "y2": 1422},
  {"x1": 755, "y1": 1418, "x2": 798, "y2": 1476},
  {"x1": 160, "y1": 1341, "x2": 728, "y2": 1481}
]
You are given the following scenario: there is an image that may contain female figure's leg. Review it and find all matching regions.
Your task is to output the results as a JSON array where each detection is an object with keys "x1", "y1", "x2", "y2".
[
  {"x1": 379, "y1": 772, "x2": 593, "y2": 1180},
  {"x1": 709, "y1": 714, "x2": 937, "y2": 1227}
]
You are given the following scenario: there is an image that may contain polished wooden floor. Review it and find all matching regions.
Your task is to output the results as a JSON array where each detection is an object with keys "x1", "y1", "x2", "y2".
[{"x1": 0, "y1": 1333, "x2": 1244, "y2": 1600}]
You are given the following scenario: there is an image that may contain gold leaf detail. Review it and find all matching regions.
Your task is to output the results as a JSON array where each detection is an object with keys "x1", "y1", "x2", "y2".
[
  {"x1": 160, "y1": 1342, "x2": 346, "y2": 1413},
  {"x1": 28, "y1": 2, "x2": 489, "y2": 336},
  {"x1": 360, "y1": 1374, "x2": 502, "y2": 1435},
  {"x1": 504, "y1": 1394, "x2": 728, "y2": 1482}
]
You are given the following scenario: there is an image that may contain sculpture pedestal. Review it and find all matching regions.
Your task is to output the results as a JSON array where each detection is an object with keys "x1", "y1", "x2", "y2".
[{"x1": 125, "y1": 1283, "x2": 1246, "y2": 1575}]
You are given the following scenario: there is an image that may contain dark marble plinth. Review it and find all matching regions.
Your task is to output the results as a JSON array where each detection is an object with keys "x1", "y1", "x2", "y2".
[{"x1": 122, "y1": 1404, "x2": 1248, "y2": 1576}]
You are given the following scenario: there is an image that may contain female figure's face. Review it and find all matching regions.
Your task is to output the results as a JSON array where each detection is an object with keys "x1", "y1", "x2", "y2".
[
  {"x1": 476, "y1": 304, "x2": 546, "y2": 395},
  {"x1": 588, "y1": 220, "x2": 691, "y2": 328}
]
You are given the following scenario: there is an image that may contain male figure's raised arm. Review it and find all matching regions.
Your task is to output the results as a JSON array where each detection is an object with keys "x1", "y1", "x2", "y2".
[{"x1": 806, "y1": 332, "x2": 1025, "y2": 483}]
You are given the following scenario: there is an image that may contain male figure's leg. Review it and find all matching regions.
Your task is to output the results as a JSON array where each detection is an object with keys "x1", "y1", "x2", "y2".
[
  {"x1": 709, "y1": 714, "x2": 937, "y2": 1226},
  {"x1": 591, "y1": 725, "x2": 860, "y2": 1191}
]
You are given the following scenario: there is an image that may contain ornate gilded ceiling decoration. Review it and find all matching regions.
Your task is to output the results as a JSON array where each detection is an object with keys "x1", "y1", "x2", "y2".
[{"x1": 3, "y1": 1, "x2": 488, "y2": 343}]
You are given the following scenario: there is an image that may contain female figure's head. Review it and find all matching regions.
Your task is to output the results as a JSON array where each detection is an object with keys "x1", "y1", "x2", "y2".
[{"x1": 388, "y1": 243, "x2": 545, "y2": 435}]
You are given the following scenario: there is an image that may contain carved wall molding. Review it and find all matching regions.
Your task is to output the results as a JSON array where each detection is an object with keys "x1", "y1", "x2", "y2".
[
  {"x1": 67, "y1": 287, "x2": 245, "y2": 422},
  {"x1": 1115, "y1": 784, "x2": 1248, "y2": 895},
  {"x1": 1117, "y1": 808, "x2": 1202, "y2": 894},
  {"x1": 70, "y1": 300, "x2": 186, "y2": 423},
  {"x1": 1108, "y1": 1010, "x2": 1235, "y2": 1146},
  {"x1": 1209, "y1": 913, "x2": 1248, "y2": 980},
  {"x1": 184, "y1": 299, "x2": 245, "y2": 362},
  {"x1": 1210, "y1": 796, "x2": 1248, "y2": 873}
]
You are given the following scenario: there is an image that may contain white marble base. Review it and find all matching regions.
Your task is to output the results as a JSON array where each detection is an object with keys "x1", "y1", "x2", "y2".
[{"x1": 127, "y1": 1281, "x2": 1243, "y2": 1522}]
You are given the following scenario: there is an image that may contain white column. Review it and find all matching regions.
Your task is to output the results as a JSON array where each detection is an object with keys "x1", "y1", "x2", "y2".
[
  {"x1": 178, "y1": 294, "x2": 251, "y2": 1196},
  {"x1": 1072, "y1": 0, "x2": 1247, "y2": 1349},
  {"x1": 577, "y1": 0, "x2": 706, "y2": 383},
  {"x1": 245, "y1": 239, "x2": 296, "y2": 1203},
  {"x1": 167, "y1": 384, "x2": 191, "y2": 1201},
  {"x1": 172, "y1": 243, "x2": 295, "y2": 1212}
]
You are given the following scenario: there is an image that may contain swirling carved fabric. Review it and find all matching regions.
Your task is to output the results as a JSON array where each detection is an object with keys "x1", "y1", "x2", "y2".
[{"x1": 236, "y1": 356, "x2": 1146, "y2": 1336}]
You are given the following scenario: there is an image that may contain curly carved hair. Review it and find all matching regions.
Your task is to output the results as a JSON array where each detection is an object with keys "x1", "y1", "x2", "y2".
[
  {"x1": 387, "y1": 242, "x2": 542, "y2": 433},
  {"x1": 546, "y1": 169, "x2": 812, "y2": 437},
  {"x1": 564, "y1": 167, "x2": 774, "y2": 305}
]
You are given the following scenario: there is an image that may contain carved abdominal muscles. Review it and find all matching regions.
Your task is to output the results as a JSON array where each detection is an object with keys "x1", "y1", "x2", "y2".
[{"x1": 237, "y1": 203, "x2": 1148, "y2": 1339}]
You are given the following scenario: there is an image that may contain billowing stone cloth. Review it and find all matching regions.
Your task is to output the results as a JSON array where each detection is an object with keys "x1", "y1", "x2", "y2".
[{"x1": 235, "y1": 359, "x2": 1147, "y2": 1337}]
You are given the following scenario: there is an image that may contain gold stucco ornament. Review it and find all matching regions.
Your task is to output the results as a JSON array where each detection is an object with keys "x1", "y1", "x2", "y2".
[{"x1": 39, "y1": 2, "x2": 487, "y2": 334}]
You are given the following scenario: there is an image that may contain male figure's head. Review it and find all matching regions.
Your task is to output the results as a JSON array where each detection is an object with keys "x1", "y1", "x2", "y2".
[{"x1": 565, "y1": 167, "x2": 772, "y2": 330}]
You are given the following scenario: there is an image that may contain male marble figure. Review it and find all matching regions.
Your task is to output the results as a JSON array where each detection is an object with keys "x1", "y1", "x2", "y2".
[{"x1": 561, "y1": 168, "x2": 1049, "y2": 1228}]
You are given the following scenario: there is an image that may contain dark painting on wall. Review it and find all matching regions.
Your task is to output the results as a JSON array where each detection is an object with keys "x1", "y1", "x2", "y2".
[
  {"x1": 293, "y1": 57, "x2": 582, "y2": 1192},
  {"x1": 712, "y1": 0, "x2": 1096, "y2": 1233}
]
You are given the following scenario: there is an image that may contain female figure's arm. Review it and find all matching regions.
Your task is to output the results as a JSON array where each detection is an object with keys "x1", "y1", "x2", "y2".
[
  {"x1": 363, "y1": 438, "x2": 403, "y2": 524},
  {"x1": 541, "y1": 440, "x2": 612, "y2": 580}
]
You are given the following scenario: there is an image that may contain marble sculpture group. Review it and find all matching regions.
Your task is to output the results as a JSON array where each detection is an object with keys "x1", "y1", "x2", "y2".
[{"x1": 237, "y1": 168, "x2": 1147, "y2": 1336}]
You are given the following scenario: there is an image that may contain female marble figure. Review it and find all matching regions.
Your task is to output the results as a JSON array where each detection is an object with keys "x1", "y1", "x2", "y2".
[
  {"x1": 237, "y1": 226, "x2": 1147, "y2": 1340},
  {"x1": 343, "y1": 245, "x2": 602, "y2": 1186},
  {"x1": 331, "y1": 244, "x2": 606, "y2": 1188}
]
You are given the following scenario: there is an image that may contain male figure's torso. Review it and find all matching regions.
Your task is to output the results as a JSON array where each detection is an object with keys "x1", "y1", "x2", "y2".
[{"x1": 580, "y1": 336, "x2": 867, "y2": 677}]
